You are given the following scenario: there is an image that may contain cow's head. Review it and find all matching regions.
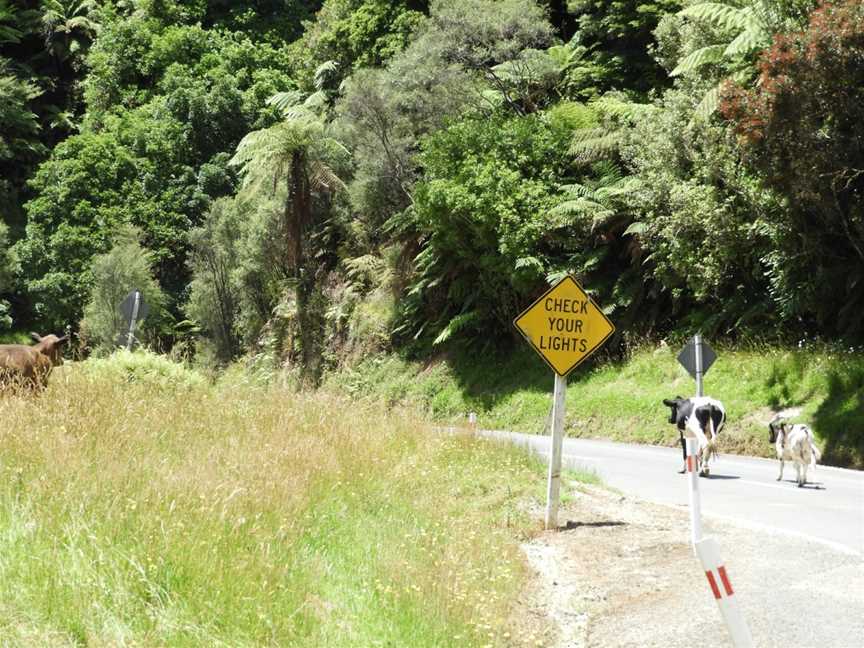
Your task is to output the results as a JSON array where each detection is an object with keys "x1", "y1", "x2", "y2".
[
  {"x1": 662, "y1": 396, "x2": 686, "y2": 424},
  {"x1": 768, "y1": 416, "x2": 787, "y2": 444},
  {"x1": 30, "y1": 332, "x2": 69, "y2": 366}
]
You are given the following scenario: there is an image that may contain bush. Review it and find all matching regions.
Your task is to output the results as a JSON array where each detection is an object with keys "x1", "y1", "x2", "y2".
[
  {"x1": 78, "y1": 348, "x2": 206, "y2": 391},
  {"x1": 80, "y1": 225, "x2": 167, "y2": 353}
]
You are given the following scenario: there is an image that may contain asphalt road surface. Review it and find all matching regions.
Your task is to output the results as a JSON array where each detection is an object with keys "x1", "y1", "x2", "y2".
[{"x1": 483, "y1": 430, "x2": 864, "y2": 556}]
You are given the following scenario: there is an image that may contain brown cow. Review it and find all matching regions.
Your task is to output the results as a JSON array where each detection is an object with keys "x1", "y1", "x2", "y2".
[{"x1": 0, "y1": 332, "x2": 69, "y2": 391}]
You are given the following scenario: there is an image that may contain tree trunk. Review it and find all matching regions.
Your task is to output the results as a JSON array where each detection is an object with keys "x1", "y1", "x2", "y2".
[{"x1": 286, "y1": 149, "x2": 322, "y2": 381}]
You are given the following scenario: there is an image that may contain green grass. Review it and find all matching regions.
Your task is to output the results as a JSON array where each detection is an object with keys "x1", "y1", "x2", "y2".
[
  {"x1": 325, "y1": 343, "x2": 864, "y2": 469},
  {"x1": 0, "y1": 351, "x2": 564, "y2": 647}
]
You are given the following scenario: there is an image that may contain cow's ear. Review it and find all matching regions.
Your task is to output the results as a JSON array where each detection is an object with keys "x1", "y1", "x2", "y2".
[
  {"x1": 30, "y1": 332, "x2": 42, "y2": 342},
  {"x1": 662, "y1": 399, "x2": 675, "y2": 407},
  {"x1": 57, "y1": 335, "x2": 69, "y2": 345}
]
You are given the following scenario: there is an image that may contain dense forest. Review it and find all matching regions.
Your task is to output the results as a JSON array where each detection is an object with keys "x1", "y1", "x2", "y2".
[{"x1": 1, "y1": 0, "x2": 862, "y2": 377}]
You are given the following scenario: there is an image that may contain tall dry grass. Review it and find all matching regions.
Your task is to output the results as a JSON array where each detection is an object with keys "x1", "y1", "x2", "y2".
[{"x1": 0, "y1": 352, "x2": 548, "y2": 646}]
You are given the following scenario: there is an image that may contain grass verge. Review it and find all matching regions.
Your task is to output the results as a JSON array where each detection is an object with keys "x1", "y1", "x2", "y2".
[
  {"x1": 325, "y1": 343, "x2": 864, "y2": 468},
  {"x1": 0, "y1": 352, "x2": 559, "y2": 646}
]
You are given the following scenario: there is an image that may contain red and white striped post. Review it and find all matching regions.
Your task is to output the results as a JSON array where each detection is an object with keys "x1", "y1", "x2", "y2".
[
  {"x1": 685, "y1": 437, "x2": 703, "y2": 549},
  {"x1": 695, "y1": 537, "x2": 754, "y2": 647}
]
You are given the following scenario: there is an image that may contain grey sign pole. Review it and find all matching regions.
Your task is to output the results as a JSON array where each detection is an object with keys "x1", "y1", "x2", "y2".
[
  {"x1": 694, "y1": 333, "x2": 704, "y2": 397},
  {"x1": 126, "y1": 290, "x2": 141, "y2": 351},
  {"x1": 545, "y1": 372, "x2": 567, "y2": 530}
]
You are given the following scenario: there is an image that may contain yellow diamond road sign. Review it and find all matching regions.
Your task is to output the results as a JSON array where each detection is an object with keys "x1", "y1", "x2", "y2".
[{"x1": 514, "y1": 276, "x2": 615, "y2": 377}]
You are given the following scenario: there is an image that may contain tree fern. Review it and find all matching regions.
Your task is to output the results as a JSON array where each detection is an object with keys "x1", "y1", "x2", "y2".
[
  {"x1": 432, "y1": 311, "x2": 480, "y2": 346},
  {"x1": 672, "y1": 1, "x2": 775, "y2": 118}
]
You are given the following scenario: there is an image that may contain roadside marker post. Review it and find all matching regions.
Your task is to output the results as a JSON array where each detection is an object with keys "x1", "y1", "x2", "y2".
[
  {"x1": 695, "y1": 537, "x2": 754, "y2": 647},
  {"x1": 513, "y1": 276, "x2": 614, "y2": 530},
  {"x1": 685, "y1": 438, "x2": 703, "y2": 549}
]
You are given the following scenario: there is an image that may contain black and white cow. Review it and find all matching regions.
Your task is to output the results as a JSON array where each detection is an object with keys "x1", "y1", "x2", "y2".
[
  {"x1": 768, "y1": 416, "x2": 821, "y2": 487},
  {"x1": 662, "y1": 396, "x2": 726, "y2": 476}
]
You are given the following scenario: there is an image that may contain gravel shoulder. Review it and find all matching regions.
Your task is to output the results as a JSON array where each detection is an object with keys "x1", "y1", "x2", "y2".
[{"x1": 515, "y1": 483, "x2": 864, "y2": 648}]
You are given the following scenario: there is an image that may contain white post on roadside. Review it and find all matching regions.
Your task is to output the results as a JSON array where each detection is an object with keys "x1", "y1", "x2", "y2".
[
  {"x1": 695, "y1": 537, "x2": 754, "y2": 647},
  {"x1": 545, "y1": 372, "x2": 567, "y2": 530},
  {"x1": 126, "y1": 290, "x2": 141, "y2": 351},
  {"x1": 694, "y1": 332, "x2": 704, "y2": 397},
  {"x1": 686, "y1": 437, "x2": 703, "y2": 549}
]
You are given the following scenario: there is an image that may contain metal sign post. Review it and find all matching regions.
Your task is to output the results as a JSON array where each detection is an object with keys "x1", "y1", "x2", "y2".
[
  {"x1": 513, "y1": 276, "x2": 615, "y2": 530},
  {"x1": 545, "y1": 373, "x2": 567, "y2": 529},
  {"x1": 694, "y1": 333, "x2": 704, "y2": 397},
  {"x1": 126, "y1": 290, "x2": 140, "y2": 351},
  {"x1": 118, "y1": 288, "x2": 149, "y2": 350}
]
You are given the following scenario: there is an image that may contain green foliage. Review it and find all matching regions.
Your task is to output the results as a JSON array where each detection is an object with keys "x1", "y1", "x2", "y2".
[
  {"x1": 399, "y1": 112, "x2": 577, "y2": 349},
  {"x1": 185, "y1": 197, "x2": 243, "y2": 363},
  {"x1": 80, "y1": 224, "x2": 167, "y2": 352},
  {"x1": 0, "y1": 221, "x2": 15, "y2": 331},
  {"x1": 79, "y1": 347, "x2": 206, "y2": 390},
  {"x1": 620, "y1": 87, "x2": 781, "y2": 335},
  {"x1": 564, "y1": 0, "x2": 682, "y2": 97},
  {"x1": 41, "y1": 0, "x2": 101, "y2": 64},
  {"x1": 231, "y1": 87, "x2": 349, "y2": 377},
  {"x1": 17, "y1": 16, "x2": 295, "y2": 331},
  {"x1": 2, "y1": 0, "x2": 859, "y2": 369},
  {"x1": 721, "y1": 0, "x2": 864, "y2": 340},
  {"x1": 666, "y1": 0, "x2": 818, "y2": 118},
  {"x1": 290, "y1": 0, "x2": 426, "y2": 86}
]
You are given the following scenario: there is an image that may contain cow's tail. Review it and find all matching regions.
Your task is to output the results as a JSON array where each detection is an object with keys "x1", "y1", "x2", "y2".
[{"x1": 809, "y1": 430, "x2": 821, "y2": 471}]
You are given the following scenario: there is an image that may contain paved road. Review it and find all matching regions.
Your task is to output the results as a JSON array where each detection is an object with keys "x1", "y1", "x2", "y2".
[{"x1": 482, "y1": 430, "x2": 864, "y2": 556}]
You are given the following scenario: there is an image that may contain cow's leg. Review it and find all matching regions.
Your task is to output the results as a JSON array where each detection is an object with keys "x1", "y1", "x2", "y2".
[
  {"x1": 795, "y1": 463, "x2": 803, "y2": 487},
  {"x1": 801, "y1": 462, "x2": 808, "y2": 486},
  {"x1": 777, "y1": 460, "x2": 784, "y2": 481},
  {"x1": 678, "y1": 432, "x2": 687, "y2": 473},
  {"x1": 698, "y1": 448, "x2": 709, "y2": 477}
]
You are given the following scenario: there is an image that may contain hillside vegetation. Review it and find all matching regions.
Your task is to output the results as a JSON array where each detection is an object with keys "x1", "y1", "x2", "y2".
[
  {"x1": 0, "y1": 352, "x2": 571, "y2": 646},
  {"x1": 1, "y1": 0, "x2": 863, "y2": 380},
  {"x1": 328, "y1": 342, "x2": 864, "y2": 468}
]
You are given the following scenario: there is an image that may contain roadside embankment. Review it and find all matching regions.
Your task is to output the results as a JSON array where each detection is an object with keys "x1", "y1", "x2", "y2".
[{"x1": 325, "y1": 343, "x2": 864, "y2": 468}]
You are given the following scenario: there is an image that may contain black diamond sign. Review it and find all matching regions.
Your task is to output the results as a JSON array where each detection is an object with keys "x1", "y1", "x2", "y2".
[
  {"x1": 677, "y1": 337, "x2": 716, "y2": 379},
  {"x1": 119, "y1": 289, "x2": 149, "y2": 324}
]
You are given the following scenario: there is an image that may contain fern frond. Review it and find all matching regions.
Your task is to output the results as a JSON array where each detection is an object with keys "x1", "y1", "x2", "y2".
[
  {"x1": 623, "y1": 222, "x2": 646, "y2": 236},
  {"x1": 670, "y1": 44, "x2": 725, "y2": 77},
  {"x1": 678, "y1": 3, "x2": 751, "y2": 32},
  {"x1": 433, "y1": 311, "x2": 479, "y2": 346},
  {"x1": 557, "y1": 183, "x2": 593, "y2": 198},
  {"x1": 515, "y1": 256, "x2": 545, "y2": 273},
  {"x1": 591, "y1": 96, "x2": 655, "y2": 121},
  {"x1": 303, "y1": 90, "x2": 328, "y2": 112},
  {"x1": 267, "y1": 91, "x2": 303, "y2": 113},
  {"x1": 313, "y1": 60, "x2": 338, "y2": 91},
  {"x1": 308, "y1": 159, "x2": 346, "y2": 192},
  {"x1": 723, "y1": 26, "x2": 769, "y2": 58},
  {"x1": 551, "y1": 198, "x2": 612, "y2": 221},
  {"x1": 569, "y1": 128, "x2": 620, "y2": 161},
  {"x1": 693, "y1": 82, "x2": 724, "y2": 120}
]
